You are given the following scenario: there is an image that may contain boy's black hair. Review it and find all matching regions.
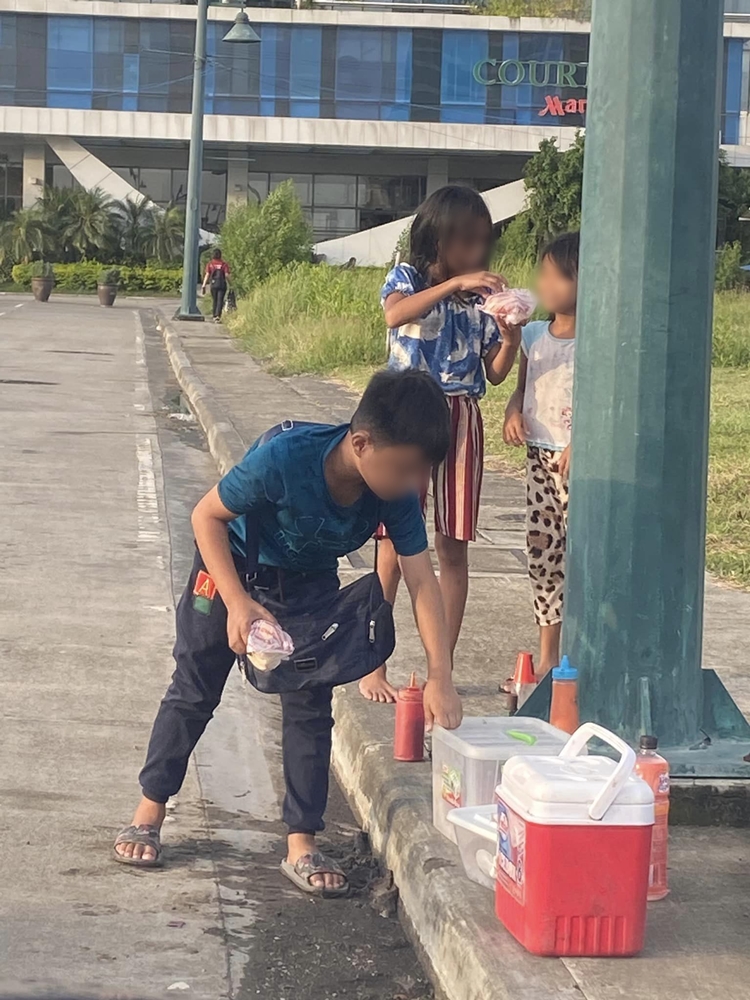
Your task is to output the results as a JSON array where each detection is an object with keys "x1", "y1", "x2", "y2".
[
  {"x1": 212, "y1": 247, "x2": 223, "y2": 259},
  {"x1": 351, "y1": 369, "x2": 450, "y2": 466},
  {"x1": 541, "y1": 231, "x2": 579, "y2": 281},
  {"x1": 409, "y1": 185, "x2": 493, "y2": 276}
]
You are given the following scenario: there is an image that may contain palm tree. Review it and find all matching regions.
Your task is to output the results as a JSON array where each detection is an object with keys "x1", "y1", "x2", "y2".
[
  {"x1": 38, "y1": 186, "x2": 76, "y2": 261},
  {"x1": 150, "y1": 202, "x2": 184, "y2": 264},
  {"x1": 63, "y1": 188, "x2": 118, "y2": 260},
  {"x1": 118, "y1": 198, "x2": 156, "y2": 264},
  {"x1": 0, "y1": 208, "x2": 49, "y2": 265}
]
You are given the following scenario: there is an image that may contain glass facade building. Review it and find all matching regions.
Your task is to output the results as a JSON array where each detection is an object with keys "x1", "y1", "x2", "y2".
[
  {"x1": 0, "y1": 13, "x2": 742, "y2": 136},
  {"x1": 0, "y1": 8, "x2": 749, "y2": 241}
]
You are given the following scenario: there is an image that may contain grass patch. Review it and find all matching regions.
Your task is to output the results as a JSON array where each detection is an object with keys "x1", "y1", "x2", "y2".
[
  {"x1": 226, "y1": 262, "x2": 384, "y2": 375},
  {"x1": 706, "y1": 368, "x2": 750, "y2": 586},
  {"x1": 228, "y1": 265, "x2": 750, "y2": 587},
  {"x1": 712, "y1": 292, "x2": 750, "y2": 367}
]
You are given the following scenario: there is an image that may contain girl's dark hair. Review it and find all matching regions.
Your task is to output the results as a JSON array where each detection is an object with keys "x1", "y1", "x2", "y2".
[
  {"x1": 408, "y1": 185, "x2": 493, "y2": 276},
  {"x1": 213, "y1": 247, "x2": 223, "y2": 259},
  {"x1": 541, "y1": 231, "x2": 579, "y2": 280}
]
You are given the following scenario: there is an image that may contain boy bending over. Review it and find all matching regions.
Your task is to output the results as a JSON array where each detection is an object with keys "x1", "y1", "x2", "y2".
[{"x1": 113, "y1": 370, "x2": 462, "y2": 895}]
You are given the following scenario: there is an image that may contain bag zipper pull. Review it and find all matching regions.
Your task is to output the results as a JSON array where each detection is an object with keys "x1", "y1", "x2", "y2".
[
  {"x1": 368, "y1": 619, "x2": 376, "y2": 643},
  {"x1": 321, "y1": 623, "x2": 339, "y2": 641}
]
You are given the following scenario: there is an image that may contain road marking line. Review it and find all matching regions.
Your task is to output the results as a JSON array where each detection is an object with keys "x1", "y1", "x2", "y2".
[
  {"x1": 133, "y1": 310, "x2": 164, "y2": 555},
  {"x1": 136, "y1": 435, "x2": 162, "y2": 544},
  {"x1": 14, "y1": 303, "x2": 23, "y2": 309},
  {"x1": 0, "y1": 312, "x2": 5, "y2": 317}
]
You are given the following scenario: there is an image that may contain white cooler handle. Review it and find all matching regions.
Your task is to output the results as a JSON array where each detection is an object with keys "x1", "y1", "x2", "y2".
[{"x1": 559, "y1": 722, "x2": 636, "y2": 821}]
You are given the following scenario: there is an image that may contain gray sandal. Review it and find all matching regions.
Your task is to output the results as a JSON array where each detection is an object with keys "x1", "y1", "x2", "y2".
[
  {"x1": 280, "y1": 852, "x2": 349, "y2": 898},
  {"x1": 113, "y1": 824, "x2": 163, "y2": 868}
]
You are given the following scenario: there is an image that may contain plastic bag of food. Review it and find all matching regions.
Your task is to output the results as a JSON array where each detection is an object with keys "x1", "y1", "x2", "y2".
[
  {"x1": 246, "y1": 619, "x2": 295, "y2": 671},
  {"x1": 479, "y1": 288, "x2": 536, "y2": 327}
]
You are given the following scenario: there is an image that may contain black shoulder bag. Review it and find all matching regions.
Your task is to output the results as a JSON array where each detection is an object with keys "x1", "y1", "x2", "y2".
[{"x1": 237, "y1": 420, "x2": 396, "y2": 694}]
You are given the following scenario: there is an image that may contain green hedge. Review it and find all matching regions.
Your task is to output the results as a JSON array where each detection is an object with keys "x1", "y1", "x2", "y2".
[{"x1": 12, "y1": 261, "x2": 182, "y2": 293}]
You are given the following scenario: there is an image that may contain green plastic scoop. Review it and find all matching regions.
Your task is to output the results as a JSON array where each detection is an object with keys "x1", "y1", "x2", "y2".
[{"x1": 508, "y1": 730, "x2": 537, "y2": 746}]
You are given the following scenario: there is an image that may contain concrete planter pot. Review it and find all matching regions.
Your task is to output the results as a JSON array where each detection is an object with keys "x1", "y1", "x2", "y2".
[
  {"x1": 31, "y1": 277, "x2": 54, "y2": 302},
  {"x1": 97, "y1": 283, "x2": 118, "y2": 307}
]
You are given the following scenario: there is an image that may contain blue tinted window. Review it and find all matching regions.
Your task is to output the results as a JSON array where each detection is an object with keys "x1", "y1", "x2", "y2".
[
  {"x1": 48, "y1": 16, "x2": 93, "y2": 93},
  {"x1": 441, "y1": 29, "x2": 486, "y2": 120},
  {"x1": 336, "y1": 28, "x2": 383, "y2": 103},
  {"x1": 260, "y1": 23, "x2": 278, "y2": 113},
  {"x1": 123, "y1": 54, "x2": 139, "y2": 93},
  {"x1": 209, "y1": 19, "x2": 261, "y2": 116},
  {"x1": 723, "y1": 38, "x2": 743, "y2": 144},
  {"x1": 94, "y1": 19, "x2": 123, "y2": 53},
  {"x1": 290, "y1": 27, "x2": 321, "y2": 100},
  {"x1": 395, "y1": 30, "x2": 412, "y2": 105},
  {"x1": 49, "y1": 91, "x2": 92, "y2": 109},
  {"x1": 0, "y1": 14, "x2": 17, "y2": 94}
]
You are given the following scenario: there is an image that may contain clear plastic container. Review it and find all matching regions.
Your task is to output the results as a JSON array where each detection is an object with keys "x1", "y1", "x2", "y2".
[
  {"x1": 432, "y1": 717, "x2": 571, "y2": 842},
  {"x1": 446, "y1": 805, "x2": 497, "y2": 890}
]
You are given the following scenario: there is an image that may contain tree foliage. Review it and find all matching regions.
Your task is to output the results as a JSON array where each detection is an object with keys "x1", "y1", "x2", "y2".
[
  {"x1": 717, "y1": 152, "x2": 750, "y2": 253},
  {"x1": 62, "y1": 188, "x2": 119, "y2": 260},
  {"x1": 715, "y1": 241, "x2": 744, "y2": 291},
  {"x1": 118, "y1": 198, "x2": 156, "y2": 262},
  {"x1": 524, "y1": 133, "x2": 585, "y2": 248},
  {"x1": 495, "y1": 211, "x2": 537, "y2": 266},
  {"x1": 505, "y1": 135, "x2": 750, "y2": 286},
  {"x1": 0, "y1": 208, "x2": 49, "y2": 265},
  {"x1": 0, "y1": 187, "x2": 184, "y2": 273},
  {"x1": 220, "y1": 180, "x2": 313, "y2": 296},
  {"x1": 476, "y1": 0, "x2": 590, "y2": 18}
]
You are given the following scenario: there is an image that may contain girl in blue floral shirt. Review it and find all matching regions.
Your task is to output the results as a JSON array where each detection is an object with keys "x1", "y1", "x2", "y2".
[{"x1": 361, "y1": 185, "x2": 521, "y2": 703}]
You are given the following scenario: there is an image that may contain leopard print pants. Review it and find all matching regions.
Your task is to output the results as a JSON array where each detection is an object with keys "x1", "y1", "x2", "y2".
[{"x1": 526, "y1": 446, "x2": 569, "y2": 627}]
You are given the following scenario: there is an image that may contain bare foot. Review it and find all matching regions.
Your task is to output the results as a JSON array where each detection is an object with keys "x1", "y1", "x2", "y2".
[
  {"x1": 287, "y1": 833, "x2": 345, "y2": 891},
  {"x1": 359, "y1": 665, "x2": 398, "y2": 704},
  {"x1": 535, "y1": 662, "x2": 555, "y2": 680},
  {"x1": 114, "y1": 797, "x2": 166, "y2": 863}
]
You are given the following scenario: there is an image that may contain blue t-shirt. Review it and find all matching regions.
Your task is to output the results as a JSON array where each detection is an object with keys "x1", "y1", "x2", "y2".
[
  {"x1": 382, "y1": 263, "x2": 501, "y2": 399},
  {"x1": 217, "y1": 422, "x2": 428, "y2": 574}
]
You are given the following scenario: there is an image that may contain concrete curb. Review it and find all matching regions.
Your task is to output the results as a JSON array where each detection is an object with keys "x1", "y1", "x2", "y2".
[
  {"x1": 156, "y1": 314, "x2": 246, "y2": 475},
  {"x1": 155, "y1": 311, "x2": 581, "y2": 1000}
]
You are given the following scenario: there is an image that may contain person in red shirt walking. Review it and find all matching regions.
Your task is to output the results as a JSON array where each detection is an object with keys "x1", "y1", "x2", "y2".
[{"x1": 202, "y1": 248, "x2": 231, "y2": 320}]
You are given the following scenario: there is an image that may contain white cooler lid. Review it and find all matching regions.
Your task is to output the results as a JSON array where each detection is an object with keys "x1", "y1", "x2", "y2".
[
  {"x1": 499, "y1": 753, "x2": 654, "y2": 826},
  {"x1": 432, "y1": 717, "x2": 570, "y2": 760}
]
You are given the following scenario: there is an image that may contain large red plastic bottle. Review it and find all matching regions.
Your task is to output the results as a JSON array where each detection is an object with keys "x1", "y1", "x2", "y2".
[
  {"x1": 394, "y1": 672, "x2": 425, "y2": 762},
  {"x1": 549, "y1": 656, "x2": 579, "y2": 735},
  {"x1": 634, "y1": 735, "x2": 670, "y2": 900}
]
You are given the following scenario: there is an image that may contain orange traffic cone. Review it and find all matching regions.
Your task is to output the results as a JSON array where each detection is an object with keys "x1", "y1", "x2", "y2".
[
  {"x1": 513, "y1": 652, "x2": 536, "y2": 691},
  {"x1": 512, "y1": 651, "x2": 537, "y2": 709}
]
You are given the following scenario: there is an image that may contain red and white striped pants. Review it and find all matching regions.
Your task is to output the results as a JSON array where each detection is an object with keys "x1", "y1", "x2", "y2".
[{"x1": 431, "y1": 394, "x2": 484, "y2": 542}]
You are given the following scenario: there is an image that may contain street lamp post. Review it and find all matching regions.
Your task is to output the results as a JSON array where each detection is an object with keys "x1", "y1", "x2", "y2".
[{"x1": 175, "y1": 0, "x2": 259, "y2": 321}]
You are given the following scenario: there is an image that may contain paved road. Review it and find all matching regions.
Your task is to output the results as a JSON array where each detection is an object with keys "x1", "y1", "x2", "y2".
[{"x1": 0, "y1": 296, "x2": 431, "y2": 999}]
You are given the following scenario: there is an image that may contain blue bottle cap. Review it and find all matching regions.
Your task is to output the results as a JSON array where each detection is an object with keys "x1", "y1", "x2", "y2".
[{"x1": 552, "y1": 655, "x2": 578, "y2": 681}]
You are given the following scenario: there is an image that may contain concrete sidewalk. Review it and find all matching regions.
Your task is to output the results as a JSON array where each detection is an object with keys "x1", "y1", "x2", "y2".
[{"x1": 159, "y1": 313, "x2": 750, "y2": 1000}]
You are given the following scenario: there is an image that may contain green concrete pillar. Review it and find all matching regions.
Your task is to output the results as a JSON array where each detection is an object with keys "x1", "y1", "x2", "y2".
[{"x1": 565, "y1": 0, "x2": 727, "y2": 747}]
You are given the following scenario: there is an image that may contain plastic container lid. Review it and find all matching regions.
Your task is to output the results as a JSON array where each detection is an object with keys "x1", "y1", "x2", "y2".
[
  {"x1": 446, "y1": 804, "x2": 497, "y2": 842},
  {"x1": 432, "y1": 717, "x2": 570, "y2": 760},
  {"x1": 639, "y1": 734, "x2": 658, "y2": 750},
  {"x1": 552, "y1": 655, "x2": 578, "y2": 681}
]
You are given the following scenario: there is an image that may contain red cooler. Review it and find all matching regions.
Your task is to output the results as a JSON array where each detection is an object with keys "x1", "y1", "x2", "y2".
[{"x1": 495, "y1": 723, "x2": 654, "y2": 957}]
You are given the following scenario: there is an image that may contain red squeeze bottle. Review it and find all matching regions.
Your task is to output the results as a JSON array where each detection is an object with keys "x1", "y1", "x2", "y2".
[{"x1": 394, "y1": 672, "x2": 425, "y2": 762}]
